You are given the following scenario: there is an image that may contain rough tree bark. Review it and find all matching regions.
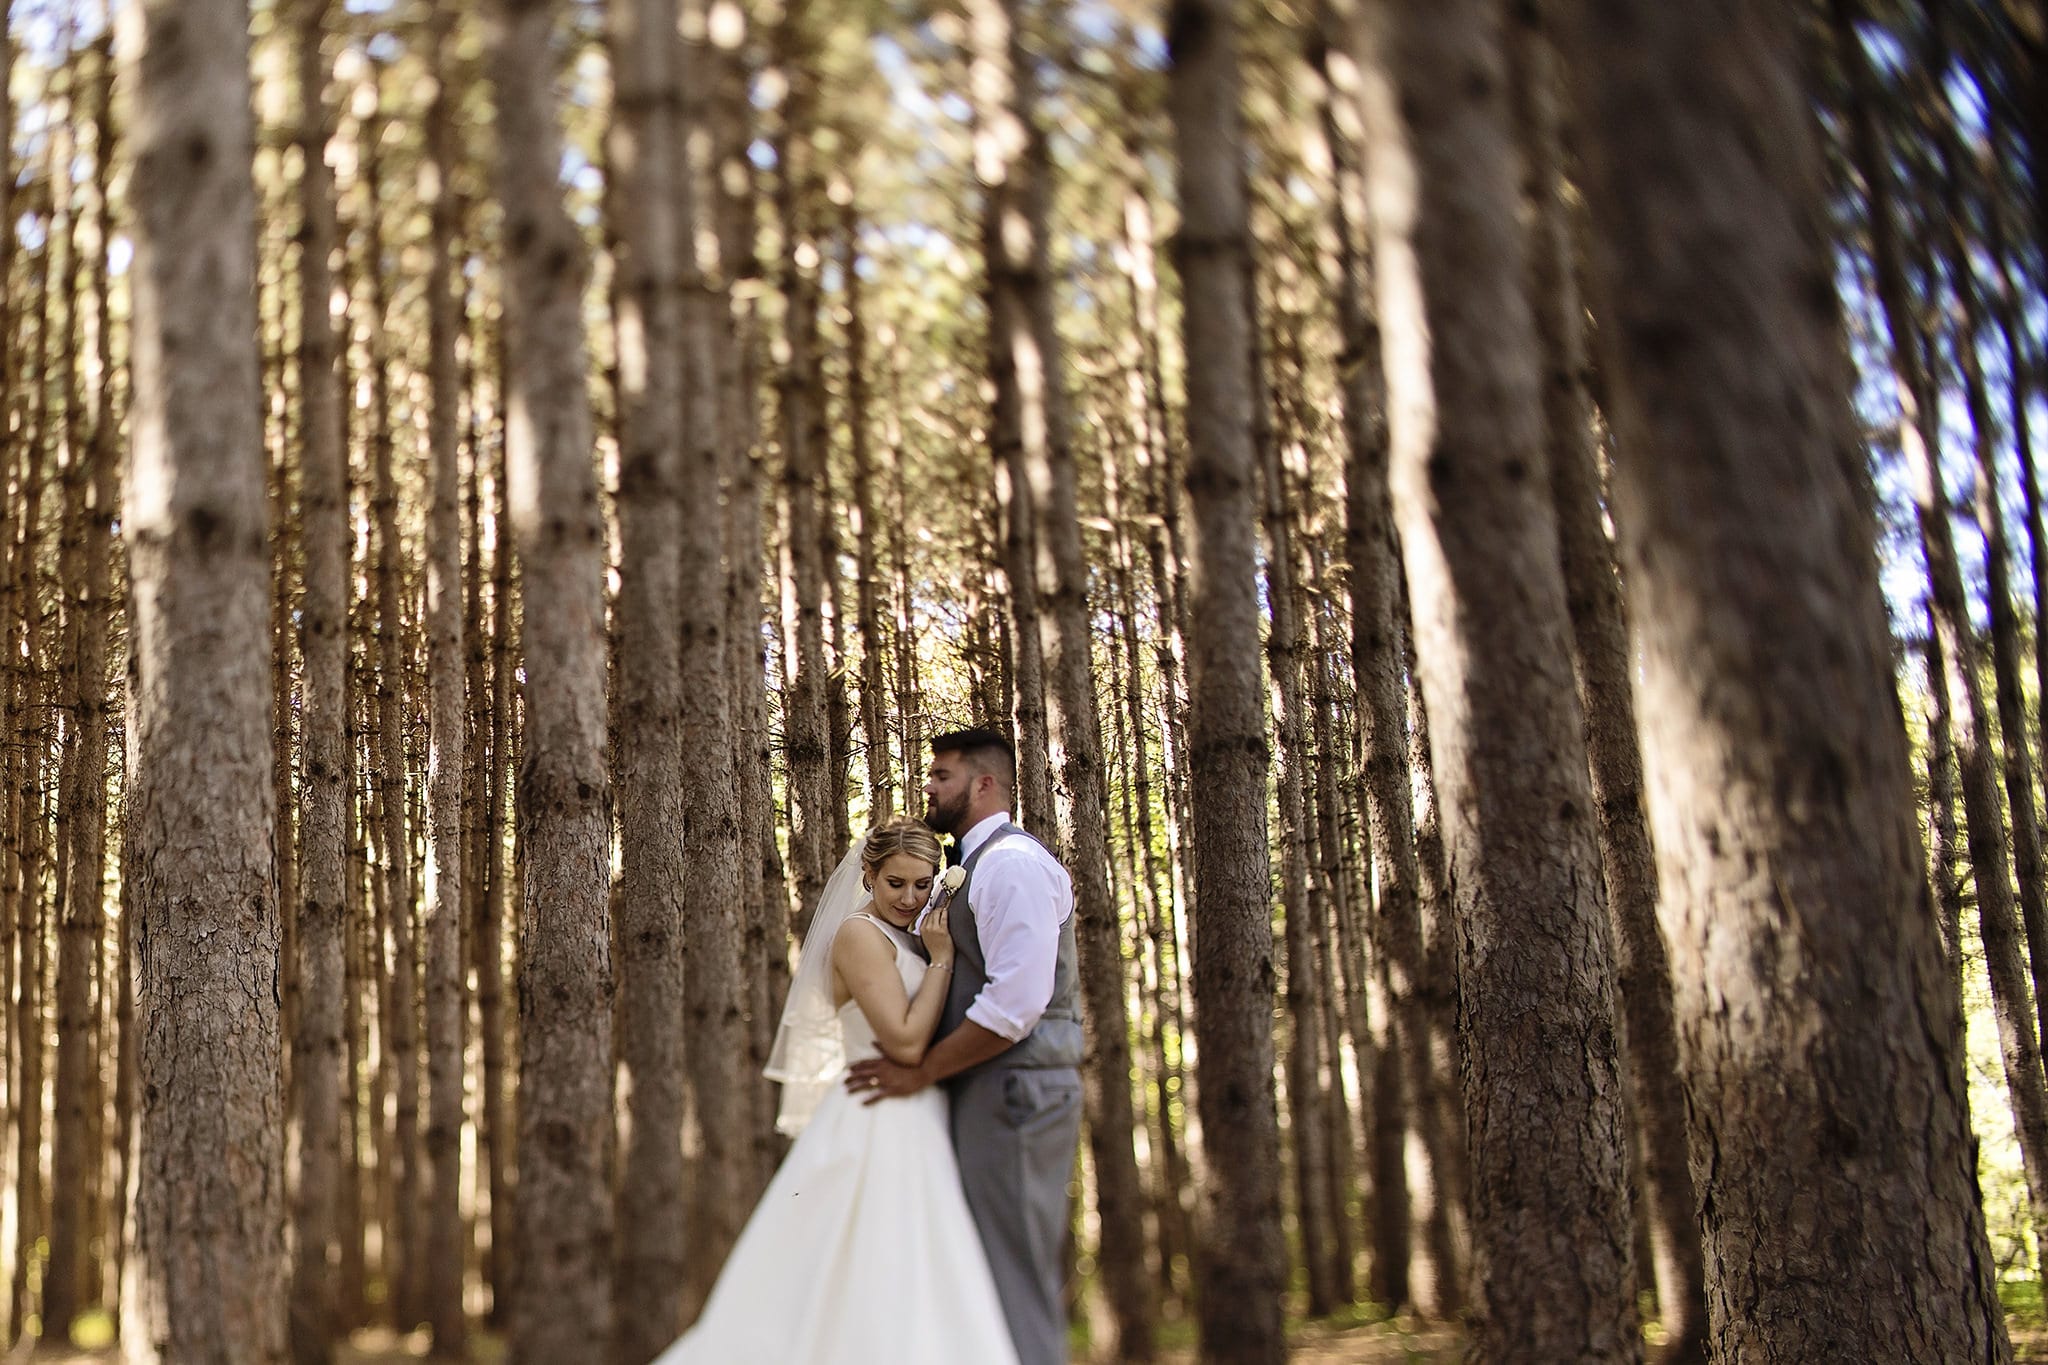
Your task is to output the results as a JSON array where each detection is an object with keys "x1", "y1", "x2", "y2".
[
  {"x1": 1167, "y1": 2, "x2": 1288, "y2": 1359},
  {"x1": 771, "y1": 0, "x2": 834, "y2": 927},
  {"x1": 1259, "y1": 391, "x2": 1336, "y2": 1319},
  {"x1": 675, "y1": 0, "x2": 753, "y2": 1320},
  {"x1": 358, "y1": 76, "x2": 421, "y2": 1325},
  {"x1": 1836, "y1": 0, "x2": 2048, "y2": 1256},
  {"x1": 48, "y1": 59, "x2": 114, "y2": 1338},
  {"x1": 963, "y1": 0, "x2": 1056, "y2": 833},
  {"x1": 1555, "y1": 0, "x2": 2015, "y2": 1357},
  {"x1": 117, "y1": 0, "x2": 288, "y2": 1355},
  {"x1": 1312, "y1": 0, "x2": 1460, "y2": 1314},
  {"x1": 287, "y1": 3, "x2": 349, "y2": 1358},
  {"x1": 419, "y1": 10, "x2": 467, "y2": 1350},
  {"x1": 490, "y1": 0, "x2": 617, "y2": 1358},
  {"x1": 608, "y1": 0, "x2": 691, "y2": 1354},
  {"x1": 479, "y1": 387, "x2": 516, "y2": 1326},
  {"x1": 1350, "y1": 0, "x2": 1641, "y2": 1356},
  {"x1": 1510, "y1": 9, "x2": 1707, "y2": 1358},
  {"x1": 845, "y1": 205, "x2": 892, "y2": 814},
  {"x1": 965, "y1": 0, "x2": 1155, "y2": 1350}
]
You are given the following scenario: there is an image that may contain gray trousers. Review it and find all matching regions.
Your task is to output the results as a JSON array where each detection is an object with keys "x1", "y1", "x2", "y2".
[{"x1": 950, "y1": 1065, "x2": 1082, "y2": 1365}]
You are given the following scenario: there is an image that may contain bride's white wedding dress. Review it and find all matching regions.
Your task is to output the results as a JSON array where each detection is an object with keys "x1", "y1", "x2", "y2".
[{"x1": 653, "y1": 914, "x2": 1022, "y2": 1365}]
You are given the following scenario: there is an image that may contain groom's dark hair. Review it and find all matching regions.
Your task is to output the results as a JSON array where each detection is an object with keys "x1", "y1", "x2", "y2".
[{"x1": 930, "y1": 726, "x2": 1016, "y2": 790}]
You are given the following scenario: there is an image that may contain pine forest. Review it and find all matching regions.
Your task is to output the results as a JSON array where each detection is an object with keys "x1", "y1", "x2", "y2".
[{"x1": 0, "y1": 0, "x2": 2044, "y2": 1361}]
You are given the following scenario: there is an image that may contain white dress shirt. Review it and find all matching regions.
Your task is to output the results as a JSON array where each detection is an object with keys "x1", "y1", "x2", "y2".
[{"x1": 958, "y1": 811, "x2": 1073, "y2": 1042}]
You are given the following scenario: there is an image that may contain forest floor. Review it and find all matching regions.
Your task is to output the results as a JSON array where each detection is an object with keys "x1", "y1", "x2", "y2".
[{"x1": 15, "y1": 1307, "x2": 2046, "y2": 1362}]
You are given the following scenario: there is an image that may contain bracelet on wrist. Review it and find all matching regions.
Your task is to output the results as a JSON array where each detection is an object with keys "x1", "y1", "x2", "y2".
[{"x1": 929, "y1": 960, "x2": 953, "y2": 973}]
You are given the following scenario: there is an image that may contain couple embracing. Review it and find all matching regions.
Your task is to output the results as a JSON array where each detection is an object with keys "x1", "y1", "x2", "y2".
[{"x1": 654, "y1": 728, "x2": 1084, "y2": 1365}]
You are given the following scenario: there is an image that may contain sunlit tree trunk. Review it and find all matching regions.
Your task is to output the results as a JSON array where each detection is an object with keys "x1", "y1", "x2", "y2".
[
  {"x1": 459, "y1": 294, "x2": 491, "y2": 1335},
  {"x1": 1306, "y1": 584, "x2": 1358, "y2": 1304},
  {"x1": 966, "y1": 0, "x2": 1154, "y2": 1349},
  {"x1": 1510, "y1": 9, "x2": 1705, "y2": 1358},
  {"x1": 419, "y1": 10, "x2": 467, "y2": 1349},
  {"x1": 1919, "y1": 609, "x2": 1964, "y2": 982},
  {"x1": 341, "y1": 614, "x2": 371, "y2": 1329},
  {"x1": 1260, "y1": 396, "x2": 1335, "y2": 1319},
  {"x1": 676, "y1": 43, "x2": 754, "y2": 1328},
  {"x1": 49, "y1": 57, "x2": 114, "y2": 1336},
  {"x1": 11, "y1": 173, "x2": 54, "y2": 1350},
  {"x1": 1351, "y1": 1, "x2": 1640, "y2": 1355},
  {"x1": 1113, "y1": 377, "x2": 1192, "y2": 1302},
  {"x1": 771, "y1": 0, "x2": 834, "y2": 929},
  {"x1": 479, "y1": 389, "x2": 515, "y2": 1326},
  {"x1": 607, "y1": 0, "x2": 690, "y2": 1354},
  {"x1": 687, "y1": 0, "x2": 787, "y2": 1184},
  {"x1": 490, "y1": 1, "x2": 617, "y2": 1357},
  {"x1": 1933, "y1": 47, "x2": 2048, "y2": 1103},
  {"x1": 1168, "y1": 2, "x2": 1287, "y2": 1358},
  {"x1": 965, "y1": 2, "x2": 1055, "y2": 833},
  {"x1": 287, "y1": 8, "x2": 348, "y2": 1359},
  {"x1": 118, "y1": 0, "x2": 287, "y2": 1355},
  {"x1": 356, "y1": 75, "x2": 421, "y2": 1326},
  {"x1": 1984, "y1": 134, "x2": 2048, "y2": 845},
  {"x1": 1836, "y1": 0, "x2": 2048, "y2": 1256},
  {"x1": 1555, "y1": 0, "x2": 2014, "y2": 1356},
  {"x1": 84, "y1": 45, "x2": 122, "y2": 1325},
  {"x1": 1312, "y1": 0, "x2": 1460, "y2": 1314},
  {"x1": 845, "y1": 205, "x2": 892, "y2": 815}
]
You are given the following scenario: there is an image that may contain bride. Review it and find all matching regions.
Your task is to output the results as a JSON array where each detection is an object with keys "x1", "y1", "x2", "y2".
[{"x1": 653, "y1": 817, "x2": 1022, "y2": 1365}]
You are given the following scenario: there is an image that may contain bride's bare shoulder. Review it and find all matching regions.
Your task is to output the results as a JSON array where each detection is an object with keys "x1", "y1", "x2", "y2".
[{"x1": 832, "y1": 913, "x2": 896, "y2": 963}]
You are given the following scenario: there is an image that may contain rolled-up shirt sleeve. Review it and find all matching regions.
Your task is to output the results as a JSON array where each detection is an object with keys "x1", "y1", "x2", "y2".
[{"x1": 965, "y1": 846, "x2": 1071, "y2": 1041}]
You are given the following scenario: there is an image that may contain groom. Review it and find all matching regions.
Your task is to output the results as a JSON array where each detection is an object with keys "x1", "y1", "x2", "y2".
[{"x1": 846, "y1": 727, "x2": 1084, "y2": 1365}]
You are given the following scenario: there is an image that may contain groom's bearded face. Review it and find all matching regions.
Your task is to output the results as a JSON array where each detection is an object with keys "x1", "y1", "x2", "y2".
[{"x1": 924, "y1": 755, "x2": 975, "y2": 837}]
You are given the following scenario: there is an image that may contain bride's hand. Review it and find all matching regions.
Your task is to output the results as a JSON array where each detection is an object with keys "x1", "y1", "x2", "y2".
[{"x1": 921, "y1": 897, "x2": 955, "y2": 967}]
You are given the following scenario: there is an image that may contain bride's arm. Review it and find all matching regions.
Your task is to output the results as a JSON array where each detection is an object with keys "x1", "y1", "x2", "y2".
[{"x1": 832, "y1": 919, "x2": 954, "y2": 1066}]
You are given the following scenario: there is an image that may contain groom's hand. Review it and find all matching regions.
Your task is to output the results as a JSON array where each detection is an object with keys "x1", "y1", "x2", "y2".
[{"x1": 846, "y1": 1056, "x2": 929, "y2": 1104}]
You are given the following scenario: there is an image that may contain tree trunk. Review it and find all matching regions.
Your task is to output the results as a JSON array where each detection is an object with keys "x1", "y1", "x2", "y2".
[
  {"x1": 1921, "y1": 608, "x2": 1964, "y2": 986},
  {"x1": 607, "y1": 0, "x2": 691, "y2": 1354},
  {"x1": 675, "y1": 0, "x2": 755, "y2": 1321},
  {"x1": 966, "y1": 0, "x2": 1154, "y2": 1350},
  {"x1": 1168, "y1": 3, "x2": 1288, "y2": 1359},
  {"x1": 287, "y1": 7, "x2": 349, "y2": 1359},
  {"x1": 479, "y1": 385, "x2": 516, "y2": 1327},
  {"x1": 1939, "y1": 82, "x2": 2048, "y2": 1094},
  {"x1": 10, "y1": 182, "x2": 52, "y2": 1351},
  {"x1": 845, "y1": 205, "x2": 892, "y2": 816},
  {"x1": 1985, "y1": 136, "x2": 2048, "y2": 853},
  {"x1": 1259, "y1": 394, "x2": 1336, "y2": 1320},
  {"x1": 49, "y1": 61, "x2": 114, "y2": 1336},
  {"x1": 1113, "y1": 421, "x2": 1192, "y2": 1304},
  {"x1": 459, "y1": 283, "x2": 491, "y2": 1335},
  {"x1": 1351, "y1": 1, "x2": 1641, "y2": 1355},
  {"x1": 118, "y1": 0, "x2": 287, "y2": 1355},
  {"x1": 419, "y1": 12, "x2": 467, "y2": 1349},
  {"x1": 1836, "y1": 0, "x2": 2048, "y2": 1258},
  {"x1": 770, "y1": 0, "x2": 834, "y2": 929},
  {"x1": 340, "y1": 601, "x2": 371, "y2": 1329},
  {"x1": 1554, "y1": 0, "x2": 2015, "y2": 1356},
  {"x1": 962, "y1": 3, "x2": 1056, "y2": 836},
  {"x1": 1311, "y1": 0, "x2": 1460, "y2": 1315},
  {"x1": 490, "y1": 1, "x2": 617, "y2": 1358},
  {"x1": 1306, "y1": 586, "x2": 1358, "y2": 1305},
  {"x1": 1509, "y1": 10, "x2": 1707, "y2": 1359},
  {"x1": 357, "y1": 79, "x2": 421, "y2": 1327}
]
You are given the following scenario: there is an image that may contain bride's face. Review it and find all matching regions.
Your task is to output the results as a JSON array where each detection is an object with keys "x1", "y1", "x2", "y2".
[{"x1": 870, "y1": 852, "x2": 938, "y2": 928}]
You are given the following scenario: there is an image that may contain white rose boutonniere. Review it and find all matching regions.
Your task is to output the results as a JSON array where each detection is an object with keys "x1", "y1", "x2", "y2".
[{"x1": 940, "y1": 864, "x2": 967, "y2": 894}]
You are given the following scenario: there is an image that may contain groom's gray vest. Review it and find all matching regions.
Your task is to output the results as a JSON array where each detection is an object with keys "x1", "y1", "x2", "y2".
[{"x1": 936, "y1": 822, "x2": 1083, "y2": 1080}]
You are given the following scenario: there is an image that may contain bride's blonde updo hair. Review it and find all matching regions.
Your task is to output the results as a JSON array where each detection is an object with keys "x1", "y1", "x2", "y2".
[{"x1": 860, "y1": 816, "x2": 943, "y2": 883}]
